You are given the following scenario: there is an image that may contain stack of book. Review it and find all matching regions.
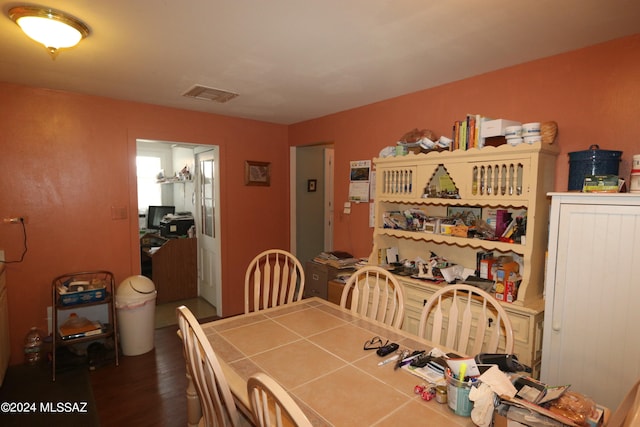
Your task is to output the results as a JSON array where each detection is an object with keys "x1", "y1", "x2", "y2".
[
  {"x1": 452, "y1": 114, "x2": 488, "y2": 151},
  {"x1": 312, "y1": 251, "x2": 359, "y2": 269}
]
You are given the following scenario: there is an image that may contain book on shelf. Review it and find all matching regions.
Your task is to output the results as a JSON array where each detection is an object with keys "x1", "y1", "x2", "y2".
[
  {"x1": 501, "y1": 210, "x2": 527, "y2": 239},
  {"x1": 466, "y1": 114, "x2": 476, "y2": 149},
  {"x1": 452, "y1": 114, "x2": 490, "y2": 150},
  {"x1": 474, "y1": 114, "x2": 490, "y2": 148},
  {"x1": 495, "y1": 209, "x2": 511, "y2": 237},
  {"x1": 459, "y1": 120, "x2": 467, "y2": 150},
  {"x1": 452, "y1": 121, "x2": 461, "y2": 150}
]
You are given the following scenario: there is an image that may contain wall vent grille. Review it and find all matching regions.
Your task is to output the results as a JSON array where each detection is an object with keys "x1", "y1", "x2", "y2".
[{"x1": 182, "y1": 85, "x2": 238, "y2": 103}]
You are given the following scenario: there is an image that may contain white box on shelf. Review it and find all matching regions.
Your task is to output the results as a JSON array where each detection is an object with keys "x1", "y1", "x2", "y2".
[{"x1": 481, "y1": 119, "x2": 522, "y2": 138}]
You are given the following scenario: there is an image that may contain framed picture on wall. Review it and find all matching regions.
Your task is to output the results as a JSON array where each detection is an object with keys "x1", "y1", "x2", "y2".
[
  {"x1": 245, "y1": 161, "x2": 271, "y2": 186},
  {"x1": 307, "y1": 179, "x2": 317, "y2": 192}
]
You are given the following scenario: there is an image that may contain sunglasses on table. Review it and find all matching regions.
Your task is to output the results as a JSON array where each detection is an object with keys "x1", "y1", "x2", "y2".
[{"x1": 363, "y1": 336, "x2": 389, "y2": 350}]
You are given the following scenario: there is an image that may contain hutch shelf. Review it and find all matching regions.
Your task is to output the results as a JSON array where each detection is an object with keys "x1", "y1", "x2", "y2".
[{"x1": 369, "y1": 141, "x2": 559, "y2": 376}]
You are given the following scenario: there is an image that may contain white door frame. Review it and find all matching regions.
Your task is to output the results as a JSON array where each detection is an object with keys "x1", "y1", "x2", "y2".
[
  {"x1": 323, "y1": 147, "x2": 334, "y2": 251},
  {"x1": 290, "y1": 147, "x2": 296, "y2": 253}
]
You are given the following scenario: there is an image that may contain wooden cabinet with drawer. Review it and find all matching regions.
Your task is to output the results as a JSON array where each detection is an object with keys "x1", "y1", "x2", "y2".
[{"x1": 304, "y1": 261, "x2": 342, "y2": 300}]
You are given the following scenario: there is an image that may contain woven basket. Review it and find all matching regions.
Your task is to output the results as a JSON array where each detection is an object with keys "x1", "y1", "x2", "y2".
[{"x1": 541, "y1": 121, "x2": 558, "y2": 144}]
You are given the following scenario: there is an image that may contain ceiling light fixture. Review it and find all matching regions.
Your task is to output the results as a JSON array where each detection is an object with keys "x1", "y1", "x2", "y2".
[{"x1": 9, "y1": 6, "x2": 90, "y2": 59}]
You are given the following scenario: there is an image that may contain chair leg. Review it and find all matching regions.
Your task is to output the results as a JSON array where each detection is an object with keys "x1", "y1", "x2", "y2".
[{"x1": 186, "y1": 363, "x2": 202, "y2": 427}]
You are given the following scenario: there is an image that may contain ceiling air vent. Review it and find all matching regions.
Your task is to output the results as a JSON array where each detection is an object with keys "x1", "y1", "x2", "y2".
[{"x1": 182, "y1": 85, "x2": 238, "y2": 103}]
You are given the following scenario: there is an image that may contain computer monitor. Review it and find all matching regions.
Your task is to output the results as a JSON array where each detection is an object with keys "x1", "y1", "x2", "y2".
[{"x1": 146, "y1": 205, "x2": 175, "y2": 230}]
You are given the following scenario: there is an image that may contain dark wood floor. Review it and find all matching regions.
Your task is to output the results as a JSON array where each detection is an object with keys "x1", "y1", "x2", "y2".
[{"x1": 89, "y1": 325, "x2": 190, "y2": 427}]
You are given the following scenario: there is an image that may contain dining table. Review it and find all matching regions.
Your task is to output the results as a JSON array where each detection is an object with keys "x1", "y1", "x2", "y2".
[{"x1": 194, "y1": 297, "x2": 476, "y2": 426}]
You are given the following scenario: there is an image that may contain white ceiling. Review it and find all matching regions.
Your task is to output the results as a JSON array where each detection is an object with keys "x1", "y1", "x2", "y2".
[{"x1": 1, "y1": 1, "x2": 639, "y2": 125}]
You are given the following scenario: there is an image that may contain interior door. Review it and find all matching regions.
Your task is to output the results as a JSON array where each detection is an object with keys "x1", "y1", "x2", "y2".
[
  {"x1": 195, "y1": 148, "x2": 222, "y2": 311},
  {"x1": 294, "y1": 145, "x2": 334, "y2": 265}
]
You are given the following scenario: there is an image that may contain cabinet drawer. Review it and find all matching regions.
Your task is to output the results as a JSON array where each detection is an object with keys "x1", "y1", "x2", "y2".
[
  {"x1": 305, "y1": 271, "x2": 328, "y2": 299},
  {"x1": 404, "y1": 286, "x2": 427, "y2": 308},
  {"x1": 304, "y1": 262, "x2": 335, "y2": 300},
  {"x1": 505, "y1": 311, "x2": 531, "y2": 345},
  {"x1": 404, "y1": 306, "x2": 422, "y2": 336},
  {"x1": 401, "y1": 280, "x2": 435, "y2": 310}
]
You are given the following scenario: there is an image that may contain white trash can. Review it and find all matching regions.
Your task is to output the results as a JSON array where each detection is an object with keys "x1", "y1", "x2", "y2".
[{"x1": 116, "y1": 275, "x2": 157, "y2": 356}]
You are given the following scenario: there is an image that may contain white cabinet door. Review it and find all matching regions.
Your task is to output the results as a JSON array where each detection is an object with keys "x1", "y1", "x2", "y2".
[{"x1": 541, "y1": 193, "x2": 640, "y2": 411}]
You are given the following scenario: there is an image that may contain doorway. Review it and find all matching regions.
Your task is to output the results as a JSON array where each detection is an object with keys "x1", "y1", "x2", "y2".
[
  {"x1": 135, "y1": 140, "x2": 222, "y2": 313},
  {"x1": 292, "y1": 144, "x2": 334, "y2": 265}
]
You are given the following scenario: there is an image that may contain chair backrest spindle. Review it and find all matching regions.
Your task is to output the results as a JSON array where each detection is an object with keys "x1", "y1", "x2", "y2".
[
  {"x1": 245, "y1": 249, "x2": 305, "y2": 314},
  {"x1": 247, "y1": 372, "x2": 313, "y2": 427},
  {"x1": 340, "y1": 266, "x2": 405, "y2": 329},
  {"x1": 418, "y1": 284, "x2": 514, "y2": 356}
]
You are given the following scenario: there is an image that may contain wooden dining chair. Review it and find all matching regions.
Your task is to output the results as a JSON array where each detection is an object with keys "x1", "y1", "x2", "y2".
[
  {"x1": 247, "y1": 372, "x2": 313, "y2": 427},
  {"x1": 176, "y1": 305, "x2": 241, "y2": 427},
  {"x1": 418, "y1": 284, "x2": 514, "y2": 356},
  {"x1": 340, "y1": 265, "x2": 405, "y2": 329},
  {"x1": 244, "y1": 249, "x2": 305, "y2": 314}
]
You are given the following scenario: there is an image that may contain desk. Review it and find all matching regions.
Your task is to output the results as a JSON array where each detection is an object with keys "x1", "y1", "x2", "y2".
[
  {"x1": 140, "y1": 233, "x2": 197, "y2": 304},
  {"x1": 199, "y1": 298, "x2": 474, "y2": 426}
]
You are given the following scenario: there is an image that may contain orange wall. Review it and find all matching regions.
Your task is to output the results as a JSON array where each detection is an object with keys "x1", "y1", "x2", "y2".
[
  {"x1": 289, "y1": 34, "x2": 640, "y2": 259},
  {"x1": 0, "y1": 84, "x2": 290, "y2": 364},
  {"x1": 2, "y1": 34, "x2": 639, "y2": 365}
]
